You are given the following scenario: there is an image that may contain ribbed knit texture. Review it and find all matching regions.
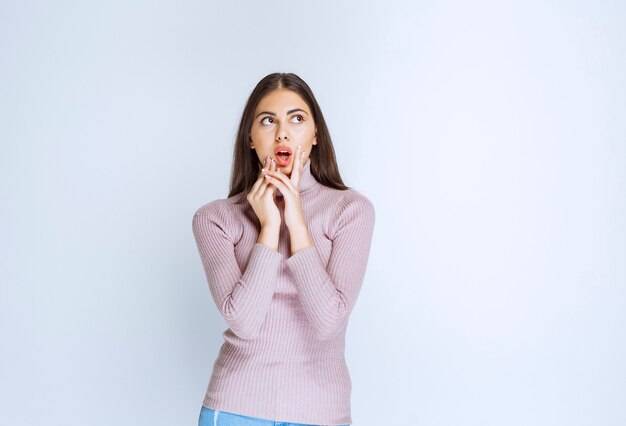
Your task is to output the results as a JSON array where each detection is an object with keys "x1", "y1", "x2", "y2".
[{"x1": 192, "y1": 159, "x2": 375, "y2": 425}]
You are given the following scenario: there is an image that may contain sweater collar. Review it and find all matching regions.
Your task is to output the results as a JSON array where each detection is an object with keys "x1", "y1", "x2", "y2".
[{"x1": 276, "y1": 159, "x2": 317, "y2": 196}]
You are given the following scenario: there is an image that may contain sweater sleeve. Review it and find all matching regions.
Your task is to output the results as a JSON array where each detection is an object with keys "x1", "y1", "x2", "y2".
[
  {"x1": 284, "y1": 191, "x2": 376, "y2": 340},
  {"x1": 192, "y1": 200, "x2": 283, "y2": 340}
]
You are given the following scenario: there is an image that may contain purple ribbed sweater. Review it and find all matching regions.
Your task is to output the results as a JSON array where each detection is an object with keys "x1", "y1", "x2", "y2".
[{"x1": 192, "y1": 159, "x2": 375, "y2": 425}]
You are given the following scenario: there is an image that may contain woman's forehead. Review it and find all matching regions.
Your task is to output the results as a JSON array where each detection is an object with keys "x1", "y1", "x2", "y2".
[{"x1": 256, "y1": 89, "x2": 309, "y2": 113}]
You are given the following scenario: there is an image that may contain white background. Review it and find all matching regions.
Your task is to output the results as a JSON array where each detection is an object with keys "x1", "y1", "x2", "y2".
[{"x1": 1, "y1": 1, "x2": 624, "y2": 425}]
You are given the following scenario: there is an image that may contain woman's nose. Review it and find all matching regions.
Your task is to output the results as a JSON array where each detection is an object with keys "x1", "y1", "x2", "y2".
[{"x1": 275, "y1": 124, "x2": 290, "y2": 141}]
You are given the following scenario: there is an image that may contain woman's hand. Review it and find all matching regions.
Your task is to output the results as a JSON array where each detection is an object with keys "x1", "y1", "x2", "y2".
[
  {"x1": 264, "y1": 146, "x2": 307, "y2": 229},
  {"x1": 247, "y1": 156, "x2": 281, "y2": 229},
  {"x1": 264, "y1": 146, "x2": 314, "y2": 255}
]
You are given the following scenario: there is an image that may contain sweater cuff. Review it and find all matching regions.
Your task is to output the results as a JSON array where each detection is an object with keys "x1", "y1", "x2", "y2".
[
  {"x1": 284, "y1": 245, "x2": 330, "y2": 288},
  {"x1": 242, "y1": 243, "x2": 283, "y2": 286}
]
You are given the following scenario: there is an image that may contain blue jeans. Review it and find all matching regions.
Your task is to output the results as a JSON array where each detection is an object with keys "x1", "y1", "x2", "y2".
[{"x1": 198, "y1": 405, "x2": 350, "y2": 426}]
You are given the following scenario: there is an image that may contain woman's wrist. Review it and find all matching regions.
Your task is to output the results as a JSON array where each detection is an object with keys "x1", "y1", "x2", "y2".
[
  {"x1": 257, "y1": 224, "x2": 280, "y2": 252},
  {"x1": 288, "y1": 221, "x2": 314, "y2": 255}
]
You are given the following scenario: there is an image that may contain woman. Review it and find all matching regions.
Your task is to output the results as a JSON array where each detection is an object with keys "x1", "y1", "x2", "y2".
[{"x1": 192, "y1": 72, "x2": 375, "y2": 426}]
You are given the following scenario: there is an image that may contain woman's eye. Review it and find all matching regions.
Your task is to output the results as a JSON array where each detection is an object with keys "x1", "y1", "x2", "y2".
[
  {"x1": 291, "y1": 115, "x2": 304, "y2": 123},
  {"x1": 260, "y1": 116, "x2": 274, "y2": 125}
]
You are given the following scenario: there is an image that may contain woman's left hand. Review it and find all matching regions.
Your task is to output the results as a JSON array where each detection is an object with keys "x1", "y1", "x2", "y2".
[{"x1": 264, "y1": 145, "x2": 307, "y2": 230}]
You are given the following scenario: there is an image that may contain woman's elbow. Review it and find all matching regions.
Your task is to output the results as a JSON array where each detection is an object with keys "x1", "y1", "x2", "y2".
[
  {"x1": 227, "y1": 321, "x2": 262, "y2": 340},
  {"x1": 221, "y1": 308, "x2": 262, "y2": 340},
  {"x1": 312, "y1": 318, "x2": 348, "y2": 341}
]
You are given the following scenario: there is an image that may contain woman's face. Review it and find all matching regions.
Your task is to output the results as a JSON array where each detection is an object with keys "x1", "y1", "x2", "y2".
[{"x1": 249, "y1": 88, "x2": 317, "y2": 177}]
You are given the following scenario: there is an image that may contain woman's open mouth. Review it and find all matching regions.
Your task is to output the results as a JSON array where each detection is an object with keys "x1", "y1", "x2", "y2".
[{"x1": 274, "y1": 146, "x2": 292, "y2": 166}]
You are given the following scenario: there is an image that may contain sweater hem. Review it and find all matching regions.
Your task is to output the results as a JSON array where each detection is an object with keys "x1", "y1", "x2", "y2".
[{"x1": 203, "y1": 396, "x2": 352, "y2": 425}]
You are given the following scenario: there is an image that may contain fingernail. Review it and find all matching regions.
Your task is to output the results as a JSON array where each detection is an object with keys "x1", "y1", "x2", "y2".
[{"x1": 261, "y1": 168, "x2": 265, "y2": 172}]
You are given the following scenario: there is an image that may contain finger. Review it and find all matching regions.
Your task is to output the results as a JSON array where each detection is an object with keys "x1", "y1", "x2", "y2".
[
  {"x1": 266, "y1": 170, "x2": 297, "y2": 193},
  {"x1": 265, "y1": 172, "x2": 291, "y2": 195},
  {"x1": 250, "y1": 157, "x2": 271, "y2": 196},
  {"x1": 258, "y1": 156, "x2": 269, "y2": 173},
  {"x1": 265, "y1": 158, "x2": 276, "y2": 195},
  {"x1": 263, "y1": 157, "x2": 278, "y2": 193},
  {"x1": 290, "y1": 145, "x2": 303, "y2": 187},
  {"x1": 258, "y1": 156, "x2": 273, "y2": 175},
  {"x1": 256, "y1": 174, "x2": 276, "y2": 199},
  {"x1": 263, "y1": 158, "x2": 276, "y2": 196},
  {"x1": 250, "y1": 175, "x2": 265, "y2": 197},
  {"x1": 259, "y1": 157, "x2": 278, "y2": 196},
  {"x1": 255, "y1": 156, "x2": 270, "y2": 180},
  {"x1": 257, "y1": 177, "x2": 272, "y2": 198}
]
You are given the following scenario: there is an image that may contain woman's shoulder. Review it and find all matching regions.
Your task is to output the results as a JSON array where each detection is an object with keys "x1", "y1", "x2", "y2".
[
  {"x1": 191, "y1": 196, "x2": 247, "y2": 244},
  {"x1": 193, "y1": 192, "x2": 247, "y2": 217},
  {"x1": 318, "y1": 185, "x2": 376, "y2": 227},
  {"x1": 193, "y1": 198, "x2": 228, "y2": 218},
  {"x1": 192, "y1": 194, "x2": 248, "y2": 229},
  {"x1": 322, "y1": 185, "x2": 375, "y2": 213}
]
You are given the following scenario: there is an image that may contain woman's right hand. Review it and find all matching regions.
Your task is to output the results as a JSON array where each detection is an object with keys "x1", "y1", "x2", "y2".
[{"x1": 247, "y1": 156, "x2": 281, "y2": 229}]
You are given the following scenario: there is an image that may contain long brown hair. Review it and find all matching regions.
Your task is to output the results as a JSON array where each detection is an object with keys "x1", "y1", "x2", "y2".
[{"x1": 228, "y1": 72, "x2": 349, "y2": 201}]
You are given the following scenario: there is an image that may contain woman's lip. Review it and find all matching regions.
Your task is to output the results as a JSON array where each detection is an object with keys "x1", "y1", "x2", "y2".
[
  {"x1": 274, "y1": 154, "x2": 292, "y2": 166},
  {"x1": 274, "y1": 145, "x2": 292, "y2": 155}
]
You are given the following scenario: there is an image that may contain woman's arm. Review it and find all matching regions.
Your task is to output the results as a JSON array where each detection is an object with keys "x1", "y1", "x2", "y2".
[
  {"x1": 284, "y1": 192, "x2": 376, "y2": 341},
  {"x1": 192, "y1": 200, "x2": 282, "y2": 340}
]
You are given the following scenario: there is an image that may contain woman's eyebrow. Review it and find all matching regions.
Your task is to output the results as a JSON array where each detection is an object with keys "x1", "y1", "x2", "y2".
[{"x1": 255, "y1": 108, "x2": 309, "y2": 118}]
